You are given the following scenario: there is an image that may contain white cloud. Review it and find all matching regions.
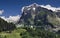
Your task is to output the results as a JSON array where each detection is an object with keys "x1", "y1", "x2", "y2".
[
  {"x1": 0, "y1": 10, "x2": 4, "y2": 15},
  {"x1": 40, "y1": 4, "x2": 60, "y2": 12},
  {"x1": 0, "y1": 15, "x2": 20, "y2": 23}
]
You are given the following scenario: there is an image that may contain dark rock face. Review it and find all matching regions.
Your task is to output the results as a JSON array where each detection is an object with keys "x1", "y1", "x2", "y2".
[
  {"x1": 56, "y1": 12, "x2": 60, "y2": 18},
  {"x1": 19, "y1": 4, "x2": 52, "y2": 22},
  {"x1": 18, "y1": 3, "x2": 60, "y2": 31}
]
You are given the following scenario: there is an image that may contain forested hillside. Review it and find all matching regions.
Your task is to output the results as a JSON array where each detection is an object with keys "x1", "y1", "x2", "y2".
[{"x1": 0, "y1": 18, "x2": 16, "y2": 32}]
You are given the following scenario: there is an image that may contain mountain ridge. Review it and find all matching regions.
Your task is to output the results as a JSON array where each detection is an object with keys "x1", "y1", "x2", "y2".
[{"x1": 18, "y1": 3, "x2": 60, "y2": 32}]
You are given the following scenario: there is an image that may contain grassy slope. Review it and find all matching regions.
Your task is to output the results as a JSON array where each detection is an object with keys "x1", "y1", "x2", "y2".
[{"x1": 0, "y1": 28, "x2": 26, "y2": 38}]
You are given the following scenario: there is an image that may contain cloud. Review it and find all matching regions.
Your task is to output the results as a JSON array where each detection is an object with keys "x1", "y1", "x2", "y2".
[
  {"x1": 0, "y1": 15, "x2": 20, "y2": 23},
  {"x1": 0, "y1": 10, "x2": 4, "y2": 15},
  {"x1": 40, "y1": 4, "x2": 60, "y2": 12},
  {"x1": 21, "y1": 3, "x2": 60, "y2": 12}
]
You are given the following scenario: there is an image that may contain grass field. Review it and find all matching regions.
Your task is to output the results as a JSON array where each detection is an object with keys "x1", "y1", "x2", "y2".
[{"x1": 0, "y1": 28, "x2": 26, "y2": 38}]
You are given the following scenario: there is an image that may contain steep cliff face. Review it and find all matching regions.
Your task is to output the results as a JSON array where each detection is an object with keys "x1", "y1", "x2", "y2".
[
  {"x1": 18, "y1": 3, "x2": 60, "y2": 31},
  {"x1": 56, "y1": 10, "x2": 60, "y2": 17}
]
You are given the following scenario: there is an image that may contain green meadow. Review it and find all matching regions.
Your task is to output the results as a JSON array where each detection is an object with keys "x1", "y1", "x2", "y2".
[{"x1": 0, "y1": 28, "x2": 26, "y2": 38}]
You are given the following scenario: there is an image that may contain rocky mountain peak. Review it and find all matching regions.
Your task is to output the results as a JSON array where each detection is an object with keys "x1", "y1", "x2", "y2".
[
  {"x1": 18, "y1": 3, "x2": 54, "y2": 24},
  {"x1": 17, "y1": 3, "x2": 60, "y2": 32}
]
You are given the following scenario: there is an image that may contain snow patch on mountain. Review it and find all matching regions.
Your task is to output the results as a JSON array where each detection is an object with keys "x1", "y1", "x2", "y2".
[{"x1": 21, "y1": 3, "x2": 60, "y2": 12}]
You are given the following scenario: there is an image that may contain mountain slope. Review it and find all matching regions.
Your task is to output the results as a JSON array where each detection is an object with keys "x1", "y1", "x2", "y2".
[
  {"x1": 18, "y1": 3, "x2": 60, "y2": 32},
  {"x1": 0, "y1": 18, "x2": 16, "y2": 32}
]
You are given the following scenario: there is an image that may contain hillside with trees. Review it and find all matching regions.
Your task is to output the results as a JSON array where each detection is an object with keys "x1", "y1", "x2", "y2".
[{"x1": 0, "y1": 18, "x2": 16, "y2": 32}]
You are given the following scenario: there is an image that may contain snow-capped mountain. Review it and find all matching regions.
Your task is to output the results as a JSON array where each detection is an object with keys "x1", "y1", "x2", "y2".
[
  {"x1": 18, "y1": 3, "x2": 54, "y2": 24},
  {"x1": 18, "y1": 3, "x2": 60, "y2": 32}
]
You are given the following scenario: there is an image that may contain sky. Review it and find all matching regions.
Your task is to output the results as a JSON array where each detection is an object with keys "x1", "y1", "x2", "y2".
[{"x1": 0, "y1": 0, "x2": 60, "y2": 23}]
